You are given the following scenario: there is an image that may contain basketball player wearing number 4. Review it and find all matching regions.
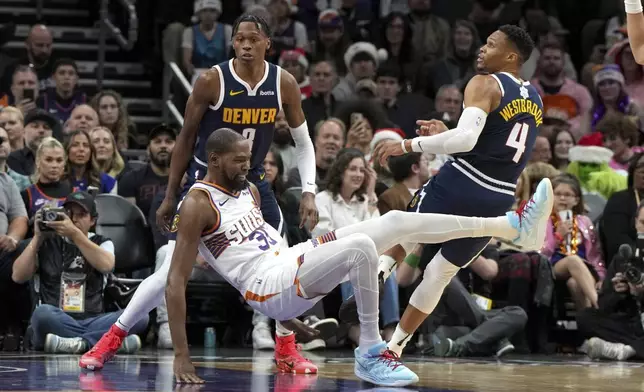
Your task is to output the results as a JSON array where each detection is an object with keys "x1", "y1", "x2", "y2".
[{"x1": 372, "y1": 25, "x2": 546, "y2": 356}]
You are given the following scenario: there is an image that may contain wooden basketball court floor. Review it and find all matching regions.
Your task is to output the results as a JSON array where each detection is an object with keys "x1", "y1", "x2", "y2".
[{"x1": 0, "y1": 348, "x2": 639, "y2": 391}]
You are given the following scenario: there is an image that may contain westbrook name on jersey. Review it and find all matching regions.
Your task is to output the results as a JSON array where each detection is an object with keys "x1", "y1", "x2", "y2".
[{"x1": 188, "y1": 59, "x2": 282, "y2": 182}]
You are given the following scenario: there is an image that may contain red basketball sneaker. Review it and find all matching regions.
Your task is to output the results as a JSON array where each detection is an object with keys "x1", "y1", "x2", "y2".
[
  {"x1": 79, "y1": 325, "x2": 127, "y2": 370},
  {"x1": 274, "y1": 333, "x2": 318, "y2": 374}
]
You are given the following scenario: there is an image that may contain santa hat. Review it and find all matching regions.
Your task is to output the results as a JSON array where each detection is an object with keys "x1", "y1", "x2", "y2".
[
  {"x1": 370, "y1": 128, "x2": 405, "y2": 151},
  {"x1": 593, "y1": 64, "x2": 625, "y2": 88},
  {"x1": 344, "y1": 42, "x2": 388, "y2": 71},
  {"x1": 577, "y1": 131, "x2": 603, "y2": 147},
  {"x1": 568, "y1": 145, "x2": 613, "y2": 164},
  {"x1": 278, "y1": 49, "x2": 309, "y2": 70}
]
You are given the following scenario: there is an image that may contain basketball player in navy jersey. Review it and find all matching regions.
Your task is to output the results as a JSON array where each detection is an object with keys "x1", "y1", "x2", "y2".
[
  {"x1": 373, "y1": 25, "x2": 548, "y2": 356},
  {"x1": 79, "y1": 14, "x2": 319, "y2": 373},
  {"x1": 624, "y1": 0, "x2": 644, "y2": 64}
]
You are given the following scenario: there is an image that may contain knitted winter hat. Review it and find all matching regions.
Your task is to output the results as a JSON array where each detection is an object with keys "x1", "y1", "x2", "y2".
[
  {"x1": 593, "y1": 64, "x2": 625, "y2": 88},
  {"x1": 279, "y1": 48, "x2": 309, "y2": 71}
]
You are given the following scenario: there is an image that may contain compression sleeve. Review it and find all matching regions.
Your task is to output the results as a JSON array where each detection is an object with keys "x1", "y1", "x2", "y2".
[
  {"x1": 410, "y1": 107, "x2": 488, "y2": 155},
  {"x1": 289, "y1": 121, "x2": 317, "y2": 194},
  {"x1": 625, "y1": 0, "x2": 643, "y2": 13}
]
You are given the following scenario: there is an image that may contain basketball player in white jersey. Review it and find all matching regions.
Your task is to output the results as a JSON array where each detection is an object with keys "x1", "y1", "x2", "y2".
[
  {"x1": 625, "y1": 0, "x2": 644, "y2": 63},
  {"x1": 167, "y1": 128, "x2": 554, "y2": 386}
]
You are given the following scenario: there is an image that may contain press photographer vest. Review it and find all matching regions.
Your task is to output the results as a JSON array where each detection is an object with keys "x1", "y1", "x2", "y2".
[{"x1": 36, "y1": 233, "x2": 109, "y2": 319}]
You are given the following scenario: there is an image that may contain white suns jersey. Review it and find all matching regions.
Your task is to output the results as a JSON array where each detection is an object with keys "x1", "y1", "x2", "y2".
[{"x1": 185, "y1": 181, "x2": 283, "y2": 293}]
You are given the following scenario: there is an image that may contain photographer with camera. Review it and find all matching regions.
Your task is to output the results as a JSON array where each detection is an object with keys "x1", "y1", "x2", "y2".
[
  {"x1": 11, "y1": 191, "x2": 147, "y2": 354},
  {"x1": 575, "y1": 203, "x2": 644, "y2": 361}
]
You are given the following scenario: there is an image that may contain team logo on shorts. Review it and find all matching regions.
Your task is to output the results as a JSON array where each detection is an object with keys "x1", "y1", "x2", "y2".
[{"x1": 170, "y1": 214, "x2": 180, "y2": 233}]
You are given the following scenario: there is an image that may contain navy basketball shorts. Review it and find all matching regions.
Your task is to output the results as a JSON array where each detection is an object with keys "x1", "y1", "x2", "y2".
[
  {"x1": 409, "y1": 173, "x2": 515, "y2": 269},
  {"x1": 248, "y1": 174, "x2": 283, "y2": 233}
]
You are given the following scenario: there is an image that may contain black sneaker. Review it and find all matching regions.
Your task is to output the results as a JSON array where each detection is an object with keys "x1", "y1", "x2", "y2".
[
  {"x1": 338, "y1": 273, "x2": 386, "y2": 324},
  {"x1": 496, "y1": 338, "x2": 515, "y2": 357}
]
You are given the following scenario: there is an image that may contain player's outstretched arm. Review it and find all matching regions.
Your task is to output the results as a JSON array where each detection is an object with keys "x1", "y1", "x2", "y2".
[
  {"x1": 626, "y1": 0, "x2": 644, "y2": 64},
  {"x1": 373, "y1": 75, "x2": 501, "y2": 165},
  {"x1": 156, "y1": 71, "x2": 220, "y2": 231},
  {"x1": 280, "y1": 69, "x2": 318, "y2": 229},
  {"x1": 166, "y1": 190, "x2": 217, "y2": 384}
]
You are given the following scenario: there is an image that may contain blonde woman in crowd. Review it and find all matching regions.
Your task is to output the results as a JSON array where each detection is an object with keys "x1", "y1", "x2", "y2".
[
  {"x1": 89, "y1": 126, "x2": 125, "y2": 178},
  {"x1": 63, "y1": 130, "x2": 116, "y2": 194},
  {"x1": 0, "y1": 107, "x2": 24, "y2": 152},
  {"x1": 89, "y1": 91, "x2": 133, "y2": 150}
]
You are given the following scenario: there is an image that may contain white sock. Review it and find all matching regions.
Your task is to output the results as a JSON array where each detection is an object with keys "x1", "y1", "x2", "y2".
[
  {"x1": 387, "y1": 325, "x2": 413, "y2": 356},
  {"x1": 275, "y1": 321, "x2": 293, "y2": 337}
]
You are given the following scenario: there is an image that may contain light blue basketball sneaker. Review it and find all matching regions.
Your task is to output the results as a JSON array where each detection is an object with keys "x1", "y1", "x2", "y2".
[
  {"x1": 354, "y1": 342, "x2": 419, "y2": 387},
  {"x1": 507, "y1": 178, "x2": 554, "y2": 250}
]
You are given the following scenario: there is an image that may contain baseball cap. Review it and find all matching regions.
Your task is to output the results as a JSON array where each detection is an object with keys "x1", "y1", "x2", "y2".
[
  {"x1": 24, "y1": 109, "x2": 58, "y2": 130},
  {"x1": 63, "y1": 191, "x2": 97, "y2": 217},
  {"x1": 149, "y1": 124, "x2": 177, "y2": 141}
]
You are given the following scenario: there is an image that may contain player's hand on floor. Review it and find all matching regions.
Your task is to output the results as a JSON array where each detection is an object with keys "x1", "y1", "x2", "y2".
[
  {"x1": 174, "y1": 356, "x2": 204, "y2": 384},
  {"x1": 280, "y1": 319, "x2": 320, "y2": 340},
  {"x1": 416, "y1": 119, "x2": 448, "y2": 136},
  {"x1": 299, "y1": 192, "x2": 318, "y2": 230}
]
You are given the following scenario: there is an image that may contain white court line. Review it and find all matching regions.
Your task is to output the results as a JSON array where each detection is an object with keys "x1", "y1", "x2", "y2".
[{"x1": 0, "y1": 365, "x2": 27, "y2": 373}]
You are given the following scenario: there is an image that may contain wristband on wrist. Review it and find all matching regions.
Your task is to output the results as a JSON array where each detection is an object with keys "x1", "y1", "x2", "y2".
[
  {"x1": 625, "y1": 0, "x2": 643, "y2": 14},
  {"x1": 401, "y1": 139, "x2": 409, "y2": 153},
  {"x1": 404, "y1": 253, "x2": 421, "y2": 268}
]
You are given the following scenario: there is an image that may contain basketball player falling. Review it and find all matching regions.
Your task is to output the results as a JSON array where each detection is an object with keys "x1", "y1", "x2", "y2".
[
  {"x1": 625, "y1": 0, "x2": 644, "y2": 63},
  {"x1": 166, "y1": 128, "x2": 553, "y2": 386},
  {"x1": 373, "y1": 25, "x2": 544, "y2": 356},
  {"x1": 80, "y1": 14, "x2": 320, "y2": 373}
]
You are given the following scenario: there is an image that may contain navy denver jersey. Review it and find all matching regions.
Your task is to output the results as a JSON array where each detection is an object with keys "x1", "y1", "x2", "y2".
[
  {"x1": 448, "y1": 72, "x2": 543, "y2": 193},
  {"x1": 188, "y1": 59, "x2": 282, "y2": 181}
]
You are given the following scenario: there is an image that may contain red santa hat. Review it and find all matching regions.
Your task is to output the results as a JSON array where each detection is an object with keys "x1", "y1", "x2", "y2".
[
  {"x1": 278, "y1": 48, "x2": 309, "y2": 71},
  {"x1": 370, "y1": 128, "x2": 405, "y2": 151}
]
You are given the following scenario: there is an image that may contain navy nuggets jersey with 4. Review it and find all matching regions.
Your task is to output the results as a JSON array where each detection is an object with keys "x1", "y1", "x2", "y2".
[
  {"x1": 188, "y1": 59, "x2": 282, "y2": 182},
  {"x1": 449, "y1": 72, "x2": 543, "y2": 195}
]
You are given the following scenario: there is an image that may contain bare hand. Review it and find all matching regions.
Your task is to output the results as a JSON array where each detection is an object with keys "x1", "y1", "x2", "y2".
[
  {"x1": 629, "y1": 282, "x2": 644, "y2": 296},
  {"x1": 556, "y1": 220, "x2": 573, "y2": 237},
  {"x1": 157, "y1": 197, "x2": 176, "y2": 233},
  {"x1": 612, "y1": 273, "x2": 629, "y2": 293},
  {"x1": 174, "y1": 355, "x2": 204, "y2": 384},
  {"x1": 298, "y1": 193, "x2": 318, "y2": 230},
  {"x1": 0, "y1": 235, "x2": 17, "y2": 252},
  {"x1": 17, "y1": 99, "x2": 36, "y2": 114},
  {"x1": 346, "y1": 119, "x2": 370, "y2": 146},
  {"x1": 416, "y1": 119, "x2": 448, "y2": 136},
  {"x1": 44, "y1": 213, "x2": 81, "y2": 238},
  {"x1": 280, "y1": 319, "x2": 320, "y2": 341},
  {"x1": 373, "y1": 139, "x2": 406, "y2": 167},
  {"x1": 365, "y1": 165, "x2": 377, "y2": 195}
]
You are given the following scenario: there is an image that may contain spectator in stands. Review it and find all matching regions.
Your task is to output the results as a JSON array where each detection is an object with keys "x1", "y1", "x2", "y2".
[
  {"x1": 182, "y1": 0, "x2": 232, "y2": 81},
  {"x1": 0, "y1": 25, "x2": 55, "y2": 93},
  {"x1": 597, "y1": 113, "x2": 642, "y2": 174},
  {"x1": 608, "y1": 40, "x2": 644, "y2": 105},
  {"x1": 264, "y1": 146, "x2": 285, "y2": 197},
  {"x1": 576, "y1": 203, "x2": 644, "y2": 361},
  {"x1": 286, "y1": 118, "x2": 345, "y2": 190},
  {"x1": 540, "y1": 96, "x2": 575, "y2": 140},
  {"x1": 0, "y1": 128, "x2": 28, "y2": 258},
  {"x1": 0, "y1": 65, "x2": 39, "y2": 113},
  {"x1": 267, "y1": 0, "x2": 308, "y2": 62},
  {"x1": 313, "y1": 148, "x2": 400, "y2": 343},
  {"x1": 65, "y1": 105, "x2": 99, "y2": 136},
  {"x1": 377, "y1": 152, "x2": 429, "y2": 214},
  {"x1": 89, "y1": 127, "x2": 125, "y2": 179},
  {"x1": 369, "y1": 127, "x2": 405, "y2": 192},
  {"x1": 430, "y1": 85, "x2": 463, "y2": 125},
  {"x1": 8, "y1": 109, "x2": 58, "y2": 176},
  {"x1": 12, "y1": 191, "x2": 147, "y2": 354},
  {"x1": 525, "y1": 161, "x2": 560, "y2": 194},
  {"x1": 378, "y1": 12, "x2": 415, "y2": 89},
  {"x1": 592, "y1": 64, "x2": 643, "y2": 131},
  {"x1": 118, "y1": 125, "x2": 175, "y2": 217},
  {"x1": 0, "y1": 106, "x2": 25, "y2": 152},
  {"x1": 602, "y1": 153, "x2": 644, "y2": 262},
  {"x1": 335, "y1": 99, "x2": 388, "y2": 158},
  {"x1": 271, "y1": 111, "x2": 296, "y2": 176},
  {"x1": 407, "y1": 0, "x2": 450, "y2": 66},
  {"x1": 332, "y1": 42, "x2": 386, "y2": 101},
  {"x1": 541, "y1": 174, "x2": 605, "y2": 310},
  {"x1": 375, "y1": 64, "x2": 431, "y2": 138},
  {"x1": 421, "y1": 20, "x2": 480, "y2": 99},
  {"x1": 279, "y1": 49, "x2": 312, "y2": 100},
  {"x1": 302, "y1": 60, "x2": 339, "y2": 138},
  {"x1": 63, "y1": 130, "x2": 116, "y2": 194},
  {"x1": 89, "y1": 90, "x2": 134, "y2": 150},
  {"x1": 20, "y1": 137, "x2": 72, "y2": 220},
  {"x1": 312, "y1": 9, "x2": 350, "y2": 75},
  {"x1": 37, "y1": 59, "x2": 86, "y2": 124},
  {"x1": 531, "y1": 44, "x2": 592, "y2": 140},
  {"x1": 529, "y1": 136, "x2": 552, "y2": 164},
  {"x1": 0, "y1": 127, "x2": 29, "y2": 191},
  {"x1": 334, "y1": 0, "x2": 374, "y2": 43},
  {"x1": 548, "y1": 128, "x2": 575, "y2": 171}
]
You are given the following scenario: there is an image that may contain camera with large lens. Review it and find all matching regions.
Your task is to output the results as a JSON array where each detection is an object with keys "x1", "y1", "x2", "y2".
[
  {"x1": 39, "y1": 207, "x2": 65, "y2": 231},
  {"x1": 624, "y1": 261, "x2": 644, "y2": 285}
]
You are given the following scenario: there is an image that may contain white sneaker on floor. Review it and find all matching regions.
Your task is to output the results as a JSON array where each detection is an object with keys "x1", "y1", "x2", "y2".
[
  {"x1": 587, "y1": 337, "x2": 635, "y2": 361},
  {"x1": 157, "y1": 323, "x2": 173, "y2": 349},
  {"x1": 44, "y1": 334, "x2": 88, "y2": 354},
  {"x1": 252, "y1": 322, "x2": 275, "y2": 350},
  {"x1": 118, "y1": 335, "x2": 142, "y2": 354},
  {"x1": 303, "y1": 315, "x2": 339, "y2": 341}
]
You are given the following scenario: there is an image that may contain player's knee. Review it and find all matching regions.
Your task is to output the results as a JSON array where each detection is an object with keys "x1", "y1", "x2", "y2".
[
  {"x1": 423, "y1": 253, "x2": 460, "y2": 285},
  {"x1": 346, "y1": 233, "x2": 379, "y2": 268}
]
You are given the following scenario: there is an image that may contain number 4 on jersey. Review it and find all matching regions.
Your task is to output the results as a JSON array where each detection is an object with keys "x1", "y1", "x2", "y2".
[{"x1": 506, "y1": 122, "x2": 528, "y2": 163}]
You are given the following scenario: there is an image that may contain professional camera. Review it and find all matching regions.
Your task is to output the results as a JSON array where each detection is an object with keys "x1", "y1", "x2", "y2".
[
  {"x1": 39, "y1": 207, "x2": 65, "y2": 231},
  {"x1": 624, "y1": 260, "x2": 644, "y2": 286}
]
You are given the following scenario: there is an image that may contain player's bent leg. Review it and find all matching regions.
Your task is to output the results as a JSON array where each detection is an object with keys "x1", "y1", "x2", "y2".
[{"x1": 79, "y1": 241, "x2": 176, "y2": 370}]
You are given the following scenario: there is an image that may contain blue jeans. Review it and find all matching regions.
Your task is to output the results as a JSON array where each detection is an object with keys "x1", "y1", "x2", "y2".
[
  {"x1": 30, "y1": 304, "x2": 149, "y2": 350},
  {"x1": 340, "y1": 270, "x2": 400, "y2": 327}
]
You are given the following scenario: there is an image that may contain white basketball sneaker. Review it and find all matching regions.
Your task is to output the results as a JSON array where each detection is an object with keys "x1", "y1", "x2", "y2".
[{"x1": 507, "y1": 178, "x2": 554, "y2": 250}]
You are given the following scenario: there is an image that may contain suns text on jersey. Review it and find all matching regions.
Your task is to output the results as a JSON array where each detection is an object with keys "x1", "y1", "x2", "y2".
[
  {"x1": 225, "y1": 207, "x2": 265, "y2": 244},
  {"x1": 498, "y1": 99, "x2": 543, "y2": 127},
  {"x1": 222, "y1": 108, "x2": 277, "y2": 125}
]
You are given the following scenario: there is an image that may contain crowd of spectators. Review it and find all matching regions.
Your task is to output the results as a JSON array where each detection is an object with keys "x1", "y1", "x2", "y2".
[{"x1": 1, "y1": 0, "x2": 644, "y2": 363}]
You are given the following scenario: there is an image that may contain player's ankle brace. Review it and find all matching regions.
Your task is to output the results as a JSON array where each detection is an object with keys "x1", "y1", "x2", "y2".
[{"x1": 625, "y1": 0, "x2": 643, "y2": 14}]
